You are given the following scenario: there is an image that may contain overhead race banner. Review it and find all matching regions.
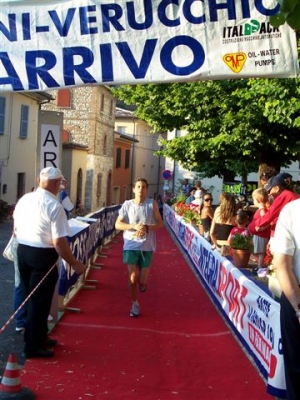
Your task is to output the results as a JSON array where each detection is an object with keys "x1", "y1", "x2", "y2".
[{"x1": 0, "y1": 0, "x2": 298, "y2": 92}]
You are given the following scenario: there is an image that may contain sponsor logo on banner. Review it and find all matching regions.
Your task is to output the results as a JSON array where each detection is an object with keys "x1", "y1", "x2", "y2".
[{"x1": 223, "y1": 52, "x2": 247, "y2": 73}]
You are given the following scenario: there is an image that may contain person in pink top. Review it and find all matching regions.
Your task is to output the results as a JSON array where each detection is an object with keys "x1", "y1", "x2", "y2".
[
  {"x1": 228, "y1": 209, "x2": 249, "y2": 239},
  {"x1": 248, "y1": 172, "x2": 299, "y2": 250},
  {"x1": 251, "y1": 187, "x2": 271, "y2": 276}
]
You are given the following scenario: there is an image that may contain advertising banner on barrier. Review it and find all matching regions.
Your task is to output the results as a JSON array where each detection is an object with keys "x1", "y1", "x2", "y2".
[
  {"x1": 164, "y1": 204, "x2": 286, "y2": 399},
  {"x1": 58, "y1": 205, "x2": 120, "y2": 297},
  {"x1": 0, "y1": 0, "x2": 298, "y2": 92}
]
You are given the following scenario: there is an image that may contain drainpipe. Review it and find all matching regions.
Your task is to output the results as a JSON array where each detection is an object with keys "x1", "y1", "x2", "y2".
[{"x1": 130, "y1": 118, "x2": 136, "y2": 194}]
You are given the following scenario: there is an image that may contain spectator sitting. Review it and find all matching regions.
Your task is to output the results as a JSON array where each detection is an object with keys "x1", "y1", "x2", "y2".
[
  {"x1": 185, "y1": 187, "x2": 196, "y2": 204},
  {"x1": 191, "y1": 188, "x2": 203, "y2": 207},
  {"x1": 210, "y1": 192, "x2": 237, "y2": 255},
  {"x1": 228, "y1": 209, "x2": 249, "y2": 242},
  {"x1": 194, "y1": 180, "x2": 203, "y2": 202},
  {"x1": 181, "y1": 179, "x2": 191, "y2": 196},
  {"x1": 199, "y1": 194, "x2": 214, "y2": 240}
]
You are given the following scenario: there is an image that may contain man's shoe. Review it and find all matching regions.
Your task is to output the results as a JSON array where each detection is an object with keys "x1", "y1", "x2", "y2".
[
  {"x1": 130, "y1": 302, "x2": 140, "y2": 317},
  {"x1": 45, "y1": 337, "x2": 58, "y2": 347},
  {"x1": 15, "y1": 327, "x2": 25, "y2": 335},
  {"x1": 24, "y1": 348, "x2": 55, "y2": 359}
]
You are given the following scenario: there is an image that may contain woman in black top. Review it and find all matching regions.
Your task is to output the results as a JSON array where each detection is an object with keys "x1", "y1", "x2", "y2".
[
  {"x1": 210, "y1": 192, "x2": 237, "y2": 250},
  {"x1": 199, "y1": 194, "x2": 214, "y2": 240}
]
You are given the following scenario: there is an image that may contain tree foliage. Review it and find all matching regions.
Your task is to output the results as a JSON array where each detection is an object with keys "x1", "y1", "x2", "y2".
[
  {"x1": 270, "y1": 0, "x2": 300, "y2": 31},
  {"x1": 112, "y1": 36, "x2": 300, "y2": 180}
]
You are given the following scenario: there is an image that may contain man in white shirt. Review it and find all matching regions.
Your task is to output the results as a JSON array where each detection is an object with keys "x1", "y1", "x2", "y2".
[
  {"x1": 14, "y1": 167, "x2": 86, "y2": 358},
  {"x1": 272, "y1": 198, "x2": 300, "y2": 399}
]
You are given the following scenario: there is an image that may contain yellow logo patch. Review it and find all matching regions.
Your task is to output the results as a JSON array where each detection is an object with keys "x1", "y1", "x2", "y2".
[{"x1": 223, "y1": 52, "x2": 247, "y2": 73}]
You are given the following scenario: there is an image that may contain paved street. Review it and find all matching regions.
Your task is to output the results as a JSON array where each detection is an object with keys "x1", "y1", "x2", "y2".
[{"x1": 0, "y1": 218, "x2": 25, "y2": 376}]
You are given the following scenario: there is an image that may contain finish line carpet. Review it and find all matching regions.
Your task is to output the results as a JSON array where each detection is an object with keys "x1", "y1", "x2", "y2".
[{"x1": 20, "y1": 227, "x2": 272, "y2": 400}]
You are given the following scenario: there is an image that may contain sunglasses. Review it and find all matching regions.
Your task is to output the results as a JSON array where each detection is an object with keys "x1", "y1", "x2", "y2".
[
  {"x1": 260, "y1": 173, "x2": 270, "y2": 179},
  {"x1": 204, "y1": 198, "x2": 212, "y2": 202}
]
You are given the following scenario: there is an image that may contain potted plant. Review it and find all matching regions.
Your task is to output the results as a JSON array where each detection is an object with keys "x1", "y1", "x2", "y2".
[
  {"x1": 229, "y1": 230, "x2": 253, "y2": 268},
  {"x1": 173, "y1": 202, "x2": 201, "y2": 225}
]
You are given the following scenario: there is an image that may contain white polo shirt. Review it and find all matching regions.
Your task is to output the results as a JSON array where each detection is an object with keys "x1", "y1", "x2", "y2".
[
  {"x1": 272, "y1": 198, "x2": 300, "y2": 283},
  {"x1": 14, "y1": 187, "x2": 70, "y2": 248}
]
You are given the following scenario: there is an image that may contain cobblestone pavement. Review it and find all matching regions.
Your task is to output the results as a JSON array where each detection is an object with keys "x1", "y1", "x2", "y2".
[{"x1": 0, "y1": 218, "x2": 25, "y2": 376}]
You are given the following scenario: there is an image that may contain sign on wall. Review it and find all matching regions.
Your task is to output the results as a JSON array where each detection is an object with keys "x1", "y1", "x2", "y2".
[
  {"x1": 0, "y1": 0, "x2": 298, "y2": 92},
  {"x1": 40, "y1": 124, "x2": 61, "y2": 170}
]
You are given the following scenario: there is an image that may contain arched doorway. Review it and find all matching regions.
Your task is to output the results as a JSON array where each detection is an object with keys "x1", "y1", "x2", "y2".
[{"x1": 76, "y1": 168, "x2": 84, "y2": 214}]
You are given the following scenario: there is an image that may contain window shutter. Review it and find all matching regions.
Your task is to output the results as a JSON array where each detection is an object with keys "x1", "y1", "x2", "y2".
[
  {"x1": 116, "y1": 148, "x2": 121, "y2": 168},
  {"x1": 125, "y1": 149, "x2": 130, "y2": 168},
  {"x1": 20, "y1": 105, "x2": 29, "y2": 139},
  {"x1": 0, "y1": 97, "x2": 5, "y2": 134}
]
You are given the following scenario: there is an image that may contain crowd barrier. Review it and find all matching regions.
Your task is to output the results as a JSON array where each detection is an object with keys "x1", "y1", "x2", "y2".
[
  {"x1": 50, "y1": 205, "x2": 121, "y2": 316},
  {"x1": 163, "y1": 204, "x2": 286, "y2": 399}
]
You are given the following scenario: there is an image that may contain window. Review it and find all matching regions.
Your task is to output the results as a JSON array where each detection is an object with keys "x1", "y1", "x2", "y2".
[
  {"x1": 113, "y1": 186, "x2": 120, "y2": 205},
  {"x1": 103, "y1": 135, "x2": 107, "y2": 155},
  {"x1": 100, "y1": 94, "x2": 105, "y2": 112},
  {"x1": 62, "y1": 129, "x2": 71, "y2": 143},
  {"x1": 117, "y1": 126, "x2": 126, "y2": 134},
  {"x1": 109, "y1": 99, "x2": 114, "y2": 116},
  {"x1": 116, "y1": 148, "x2": 122, "y2": 168},
  {"x1": 0, "y1": 97, "x2": 6, "y2": 134},
  {"x1": 19, "y1": 105, "x2": 29, "y2": 139},
  {"x1": 97, "y1": 173, "x2": 102, "y2": 196},
  {"x1": 57, "y1": 89, "x2": 71, "y2": 107},
  {"x1": 76, "y1": 168, "x2": 83, "y2": 212},
  {"x1": 125, "y1": 149, "x2": 130, "y2": 168}
]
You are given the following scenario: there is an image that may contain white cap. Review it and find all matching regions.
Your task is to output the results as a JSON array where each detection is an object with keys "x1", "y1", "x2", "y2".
[{"x1": 39, "y1": 167, "x2": 63, "y2": 181}]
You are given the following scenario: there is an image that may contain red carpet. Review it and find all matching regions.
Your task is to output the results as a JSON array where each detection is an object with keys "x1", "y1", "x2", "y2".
[{"x1": 20, "y1": 227, "x2": 272, "y2": 399}]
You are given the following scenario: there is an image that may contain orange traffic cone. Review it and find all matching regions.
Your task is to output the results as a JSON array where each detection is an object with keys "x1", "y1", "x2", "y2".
[{"x1": 0, "y1": 353, "x2": 35, "y2": 399}]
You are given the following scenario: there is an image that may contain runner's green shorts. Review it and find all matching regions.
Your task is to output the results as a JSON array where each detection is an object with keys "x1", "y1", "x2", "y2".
[{"x1": 123, "y1": 250, "x2": 153, "y2": 268}]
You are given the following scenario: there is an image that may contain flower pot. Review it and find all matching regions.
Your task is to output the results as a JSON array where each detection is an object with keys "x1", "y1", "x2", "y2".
[
  {"x1": 268, "y1": 275, "x2": 282, "y2": 299},
  {"x1": 231, "y1": 249, "x2": 251, "y2": 268},
  {"x1": 185, "y1": 219, "x2": 197, "y2": 226}
]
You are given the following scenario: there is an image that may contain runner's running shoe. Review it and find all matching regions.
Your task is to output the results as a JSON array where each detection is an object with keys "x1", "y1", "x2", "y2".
[{"x1": 130, "y1": 302, "x2": 140, "y2": 317}]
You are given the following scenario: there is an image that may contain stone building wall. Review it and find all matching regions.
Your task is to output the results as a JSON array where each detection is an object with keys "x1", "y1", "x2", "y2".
[{"x1": 42, "y1": 85, "x2": 115, "y2": 213}]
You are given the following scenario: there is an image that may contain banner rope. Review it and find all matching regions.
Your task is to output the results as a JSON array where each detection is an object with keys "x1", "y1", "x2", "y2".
[{"x1": 0, "y1": 263, "x2": 57, "y2": 335}]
